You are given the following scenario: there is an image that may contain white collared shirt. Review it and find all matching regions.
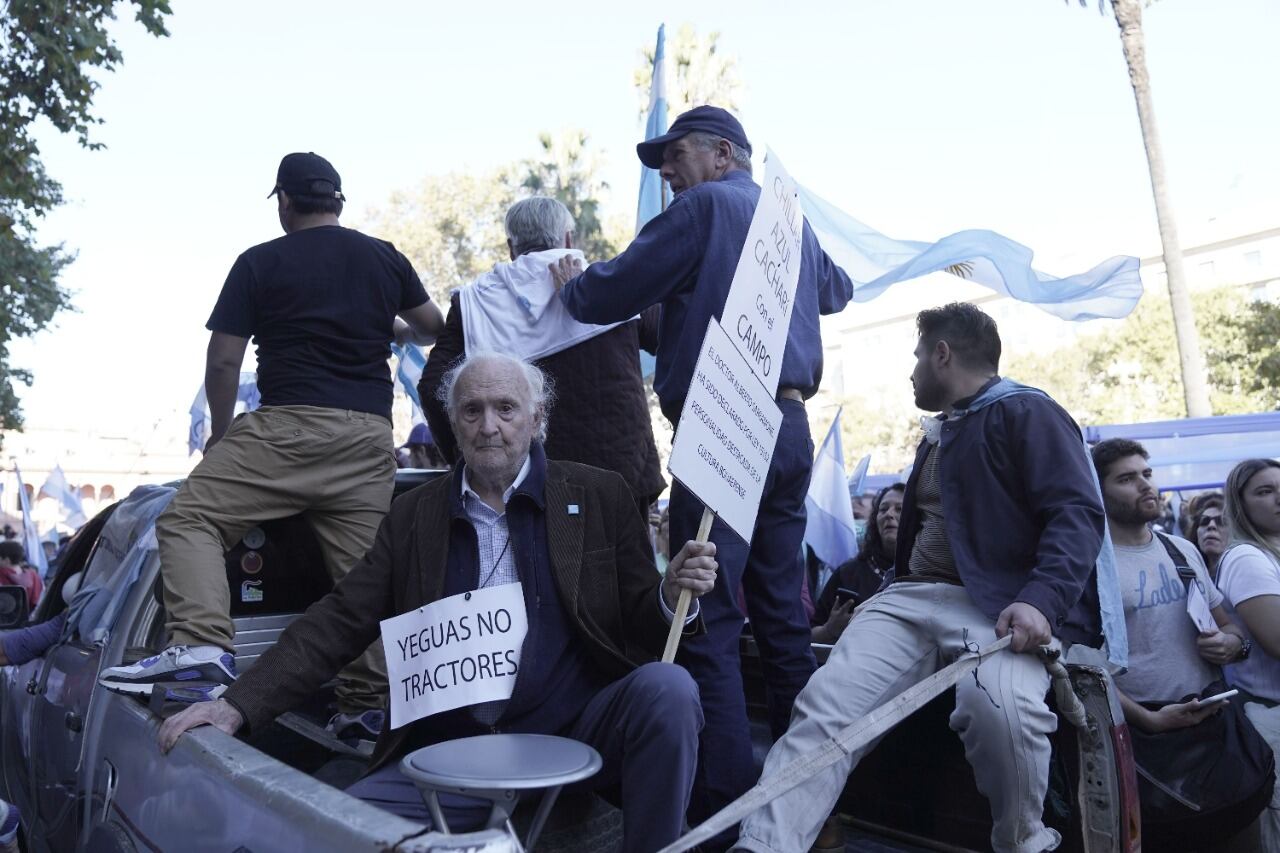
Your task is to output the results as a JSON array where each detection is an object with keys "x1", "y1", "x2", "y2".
[
  {"x1": 459, "y1": 455, "x2": 531, "y2": 592},
  {"x1": 460, "y1": 453, "x2": 695, "y2": 623}
]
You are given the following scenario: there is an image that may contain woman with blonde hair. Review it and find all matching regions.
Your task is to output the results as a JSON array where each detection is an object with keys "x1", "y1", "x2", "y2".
[{"x1": 1218, "y1": 458, "x2": 1280, "y2": 847}]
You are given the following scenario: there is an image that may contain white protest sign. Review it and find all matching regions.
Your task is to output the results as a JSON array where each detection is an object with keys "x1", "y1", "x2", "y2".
[
  {"x1": 1186, "y1": 576, "x2": 1217, "y2": 634},
  {"x1": 718, "y1": 148, "x2": 805, "y2": 397},
  {"x1": 380, "y1": 582, "x2": 528, "y2": 730},
  {"x1": 669, "y1": 318, "x2": 782, "y2": 541}
]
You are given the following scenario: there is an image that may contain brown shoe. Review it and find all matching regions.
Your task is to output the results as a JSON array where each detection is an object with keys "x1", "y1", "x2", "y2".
[{"x1": 809, "y1": 814, "x2": 844, "y2": 853}]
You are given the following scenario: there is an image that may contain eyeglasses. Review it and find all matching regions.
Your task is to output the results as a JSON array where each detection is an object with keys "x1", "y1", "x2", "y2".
[{"x1": 1197, "y1": 516, "x2": 1223, "y2": 529}]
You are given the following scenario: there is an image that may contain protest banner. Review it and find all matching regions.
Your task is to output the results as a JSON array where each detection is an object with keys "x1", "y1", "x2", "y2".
[
  {"x1": 380, "y1": 583, "x2": 528, "y2": 729},
  {"x1": 668, "y1": 319, "x2": 782, "y2": 541},
  {"x1": 717, "y1": 148, "x2": 804, "y2": 397},
  {"x1": 662, "y1": 150, "x2": 804, "y2": 662}
]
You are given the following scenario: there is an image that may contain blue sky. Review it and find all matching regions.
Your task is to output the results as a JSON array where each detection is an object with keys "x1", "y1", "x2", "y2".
[{"x1": 13, "y1": 0, "x2": 1279, "y2": 434}]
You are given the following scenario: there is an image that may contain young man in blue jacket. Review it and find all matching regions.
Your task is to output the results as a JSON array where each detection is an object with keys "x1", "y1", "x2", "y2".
[
  {"x1": 551, "y1": 106, "x2": 855, "y2": 845},
  {"x1": 736, "y1": 303, "x2": 1106, "y2": 853}
]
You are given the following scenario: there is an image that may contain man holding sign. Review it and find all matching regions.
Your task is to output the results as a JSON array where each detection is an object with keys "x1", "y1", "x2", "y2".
[
  {"x1": 553, "y1": 106, "x2": 854, "y2": 845},
  {"x1": 158, "y1": 352, "x2": 718, "y2": 852}
]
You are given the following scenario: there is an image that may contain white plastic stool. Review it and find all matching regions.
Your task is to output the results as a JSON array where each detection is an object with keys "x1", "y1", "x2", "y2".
[{"x1": 400, "y1": 733, "x2": 603, "y2": 850}]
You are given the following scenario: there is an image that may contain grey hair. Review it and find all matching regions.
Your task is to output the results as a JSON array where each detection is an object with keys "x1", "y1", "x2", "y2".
[
  {"x1": 436, "y1": 351, "x2": 553, "y2": 444},
  {"x1": 685, "y1": 131, "x2": 753, "y2": 174},
  {"x1": 504, "y1": 196, "x2": 576, "y2": 257}
]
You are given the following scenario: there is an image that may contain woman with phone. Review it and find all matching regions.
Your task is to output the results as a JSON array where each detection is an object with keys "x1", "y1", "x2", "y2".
[
  {"x1": 1217, "y1": 458, "x2": 1280, "y2": 850},
  {"x1": 811, "y1": 483, "x2": 904, "y2": 644}
]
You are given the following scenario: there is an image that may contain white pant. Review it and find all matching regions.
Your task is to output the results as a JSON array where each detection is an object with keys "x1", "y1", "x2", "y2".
[
  {"x1": 737, "y1": 582, "x2": 1061, "y2": 853},
  {"x1": 1244, "y1": 701, "x2": 1280, "y2": 852}
]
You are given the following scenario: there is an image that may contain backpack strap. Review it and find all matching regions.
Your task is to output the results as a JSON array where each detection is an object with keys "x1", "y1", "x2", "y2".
[{"x1": 1153, "y1": 531, "x2": 1196, "y2": 591}]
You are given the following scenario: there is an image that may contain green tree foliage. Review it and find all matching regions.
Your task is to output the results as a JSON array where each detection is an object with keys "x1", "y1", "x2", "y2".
[
  {"x1": 518, "y1": 129, "x2": 619, "y2": 261},
  {"x1": 633, "y1": 24, "x2": 744, "y2": 119},
  {"x1": 827, "y1": 287, "x2": 1280, "y2": 476},
  {"x1": 1, "y1": 0, "x2": 171, "y2": 435},
  {"x1": 831, "y1": 393, "x2": 925, "y2": 476},
  {"x1": 364, "y1": 128, "x2": 631, "y2": 304},
  {"x1": 1004, "y1": 286, "x2": 1280, "y2": 425},
  {"x1": 361, "y1": 169, "x2": 518, "y2": 306}
]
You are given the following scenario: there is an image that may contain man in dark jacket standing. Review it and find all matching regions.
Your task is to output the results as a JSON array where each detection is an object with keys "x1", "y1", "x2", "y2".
[
  {"x1": 552, "y1": 106, "x2": 854, "y2": 845},
  {"x1": 421, "y1": 196, "x2": 665, "y2": 514},
  {"x1": 157, "y1": 352, "x2": 719, "y2": 853},
  {"x1": 736, "y1": 303, "x2": 1106, "y2": 853}
]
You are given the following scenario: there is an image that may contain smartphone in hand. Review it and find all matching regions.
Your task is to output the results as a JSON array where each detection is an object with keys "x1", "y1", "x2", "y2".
[
  {"x1": 834, "y1": 587, "x2": 862, "y2": 608},
  {"x1": 1199, "y1": 688, "x2": 1239, "y2": 706}
]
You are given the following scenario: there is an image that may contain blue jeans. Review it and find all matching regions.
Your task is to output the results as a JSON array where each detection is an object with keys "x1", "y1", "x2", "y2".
[
  {"x1": 346, "y1": 662, "x2": 702, "y2": 853},
  {"x1": 670, "y1": 398, "x2": 817, "y2": 847}
]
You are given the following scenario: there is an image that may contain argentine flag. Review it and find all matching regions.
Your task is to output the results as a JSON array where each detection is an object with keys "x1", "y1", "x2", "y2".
[
  {"x1": 798, "y1": 184, "x2": 1143, "y2": 322},
  {"x1": 636, "y1": 24, "x2": 669, "y2": 235},
  {"x1": 803, "y1": 410, "x2": 862, "y2": 567},
  {"x1": 38, "y1": 464, "x2": 88, "y2": 529},
  {"x1": 633, "y1": 24, "x2": 671, "y2": 380},
  {"x1": 14, "y1": 465, "x2": 48, "y2": 577},
  {"x1": 188, "y1": 373, "x2": 262, "y2": 455},
  {"x1": 392, "y1": 343, "x2": 427, "y2": 424}
]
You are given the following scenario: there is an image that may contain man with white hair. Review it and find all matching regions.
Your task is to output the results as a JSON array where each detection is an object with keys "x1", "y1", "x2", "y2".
[
  {"x1": 422, "y1": 196, "x2": 665, "y2": 515},
  {"x1": 158, "y1": 352, "x2": 718, "y2": 852}
]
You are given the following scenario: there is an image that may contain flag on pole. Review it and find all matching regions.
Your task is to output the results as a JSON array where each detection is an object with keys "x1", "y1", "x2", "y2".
[
  {"x1": 803, "y1": 410, "x2": 861, "y2": 567},
  {"x1": 38, "y1": 464, "x2": 87, "y2": 528},
  {"x1": 636, "y1": 23, "x2": 669, "y2": 235},
  {"x1": 392, "y1": 343, "x2": 428, "y2": 424},
  {"x1": 797, "y1": 183, "x2": 1144, "y2": 322},
  {"x1": 846, "y1": 453, "x2": 871, "y2": 500},
  {"x1": 188, "y1": 373, "x2": 262, "y2": 455},
  {"x1": 13, "y1": 464, "x2": 48, "y2": 577},
  {"x1": 634, "y1": 23, "x2": 670, "y2": 380}
]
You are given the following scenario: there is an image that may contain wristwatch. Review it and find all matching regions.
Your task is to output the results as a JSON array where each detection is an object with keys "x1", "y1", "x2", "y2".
[{"x1": 1235, "y1": 637, "x2": 1253, "y2": 662}]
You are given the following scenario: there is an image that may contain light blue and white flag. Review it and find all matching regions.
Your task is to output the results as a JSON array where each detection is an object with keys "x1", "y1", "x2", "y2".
[
  {"x1": 634, "y1": 23, "x2": 670, "y2": 380},
  {"x1": 392, "y1": 343, "x2": 427, "y2": 425},
  {"x1": 804, "y1": 409, "x2": 862, "y2": 567},
  {"x1": 636, "y1": 24, "x2": 669, "y2": 235},
  {"x1": 13, "y1": 464, "x2": 48, "y2": 577},
  {"x1": 846, "y1": 453, "x2": 871, "y2": 499},
  {"x1": 797, "y1": 184, "x2": 1144, "y2": 321},
  {"x1": 38, "y1": 464, "x2": 87, "y2": 529},
  {"x1": 188, "y1": 373, "x2": 262, "y2": 455}
]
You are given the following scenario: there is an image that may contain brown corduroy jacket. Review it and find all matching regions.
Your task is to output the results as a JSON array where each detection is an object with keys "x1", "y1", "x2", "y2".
[{"x1": 221, "y1": 457, "x2": 696, "y2": 773}]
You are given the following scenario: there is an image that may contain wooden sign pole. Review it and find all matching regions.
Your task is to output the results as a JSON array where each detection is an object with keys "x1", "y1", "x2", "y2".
[{"x1": 661, "y1": 505, "x2": 716, "y2": 663}]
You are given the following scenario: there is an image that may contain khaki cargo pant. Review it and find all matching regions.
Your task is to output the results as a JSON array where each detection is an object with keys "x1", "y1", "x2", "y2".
[
  {"x1": 159, "y1": 405, "x2": 396, "y2": 713},
  {"x1": 738, "y1": 581, "x2": 1060, "y2": 853}
]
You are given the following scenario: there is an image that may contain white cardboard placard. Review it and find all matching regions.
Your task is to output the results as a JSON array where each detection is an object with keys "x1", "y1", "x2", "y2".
[
  {"x1": 669, "y1": 319, "x2": 782, "y2": 541},
  {"x1": 380, "y1": 582, "x2": 528, "y2": 730},
  {"x1": 718, "y1": 148, "x2": 805, "y2": 397}
]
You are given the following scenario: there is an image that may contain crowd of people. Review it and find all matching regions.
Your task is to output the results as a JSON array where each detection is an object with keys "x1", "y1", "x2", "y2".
[{"x1": 0, "y1": 102, "x2": 1273, "y2": 852}]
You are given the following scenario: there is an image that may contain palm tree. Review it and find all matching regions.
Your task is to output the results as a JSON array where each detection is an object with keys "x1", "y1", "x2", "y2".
[
  {"x1": 1074, "y1": 0, "x2": 1211, "y2": 417},
  {"x1": 633, "y1": 24, "x2": 744, "y2": 119}
]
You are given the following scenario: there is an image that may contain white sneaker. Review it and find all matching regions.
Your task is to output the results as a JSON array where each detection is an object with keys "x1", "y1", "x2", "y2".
[
  {"x1": 99, "y1": 645, "x2": 236, "y2": 696},
  {"x1": 0, "y1": 798, "x2": 20, "y2": 853}
]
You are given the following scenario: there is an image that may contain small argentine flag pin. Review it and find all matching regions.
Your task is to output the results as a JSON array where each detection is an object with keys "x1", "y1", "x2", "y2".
[{"x1": 567, "y1": 504, "x2": 580, "y2": 515}]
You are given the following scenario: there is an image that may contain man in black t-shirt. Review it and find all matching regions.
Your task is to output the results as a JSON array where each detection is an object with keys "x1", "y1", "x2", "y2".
[{"x1": 101, "y1": 153, "x2": 443, "y2": 738}]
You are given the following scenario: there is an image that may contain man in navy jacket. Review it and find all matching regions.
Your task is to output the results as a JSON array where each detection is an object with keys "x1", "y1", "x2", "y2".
[
  {"x1": 737, "y1": 303, "x2": 1105, "y2": 853},
  {"x1": 552, "y1": 106, "x2": 854, "y2": 844}
]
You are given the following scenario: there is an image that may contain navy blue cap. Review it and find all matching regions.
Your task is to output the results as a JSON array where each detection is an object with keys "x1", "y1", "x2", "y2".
[
  {"x1": 268, "y1": 152, "x2": 345, "y2": 201},
  {"x1": 404, "y1": 423, "x2": 434, "y2": 447},
  {"x1": 636, "y1": 106, "x2": 752, "y2": 169}
]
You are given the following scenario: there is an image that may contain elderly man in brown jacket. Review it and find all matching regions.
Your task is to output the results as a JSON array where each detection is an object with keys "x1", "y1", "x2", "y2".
[{"x1": 159, "y1": 351, "x2": 718, "y2": 853}]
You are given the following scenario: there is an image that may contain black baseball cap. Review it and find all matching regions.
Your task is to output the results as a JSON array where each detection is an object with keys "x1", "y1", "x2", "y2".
[
  {"x1": 268, "y1": 152, "x2": 345, "y2": 200},
  {"x1": 636, "y1": 105, "x2": 752, "y2": 169}
]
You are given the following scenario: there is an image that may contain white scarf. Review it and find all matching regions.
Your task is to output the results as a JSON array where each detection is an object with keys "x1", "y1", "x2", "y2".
[{"x1": 457, "y1": 248, "x2": 626, "y2": 361}]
